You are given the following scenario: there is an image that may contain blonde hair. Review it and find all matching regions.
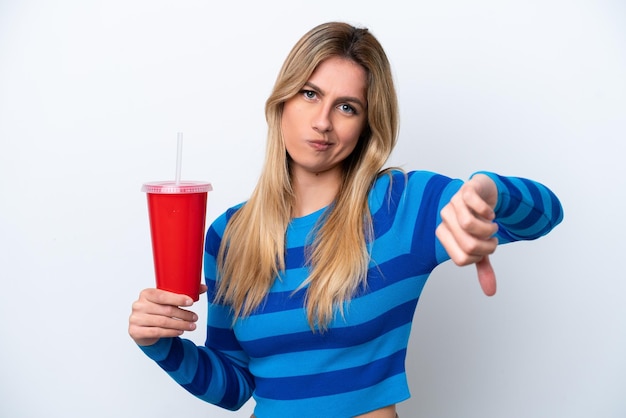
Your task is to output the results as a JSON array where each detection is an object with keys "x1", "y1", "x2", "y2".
[{"x1": 216, "y1": 22, "x2": 399, "y2": 330}]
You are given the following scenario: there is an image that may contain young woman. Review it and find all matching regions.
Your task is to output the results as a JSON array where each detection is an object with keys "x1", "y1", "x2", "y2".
[{"x1": 129, "y1": 21, "x2": 563, "y2": 418}]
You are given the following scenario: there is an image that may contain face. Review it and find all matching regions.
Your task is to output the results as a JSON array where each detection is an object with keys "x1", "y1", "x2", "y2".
[{"x1": 281, "y1": 56, "x2": 368, "y2": 179}]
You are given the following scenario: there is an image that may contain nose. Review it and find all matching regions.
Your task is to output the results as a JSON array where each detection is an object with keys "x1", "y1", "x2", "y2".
[{"x1": 312, "y1": 106, "x2": 333, "y2": 133}]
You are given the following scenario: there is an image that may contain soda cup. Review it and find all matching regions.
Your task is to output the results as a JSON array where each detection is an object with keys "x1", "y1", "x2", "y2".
[{"x1": 141, "y1": 181, "x2": 213, "y2": 301}]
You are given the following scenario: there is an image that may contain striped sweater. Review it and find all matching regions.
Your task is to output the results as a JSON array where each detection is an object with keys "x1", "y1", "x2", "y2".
[{"x1": 140, "y1": 170, "x2": 563, "y2": 417}]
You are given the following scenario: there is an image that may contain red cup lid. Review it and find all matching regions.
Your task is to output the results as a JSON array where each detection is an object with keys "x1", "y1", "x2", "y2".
[{"x1": 141, "y1": 181, "x2": 213, "y2": 194}]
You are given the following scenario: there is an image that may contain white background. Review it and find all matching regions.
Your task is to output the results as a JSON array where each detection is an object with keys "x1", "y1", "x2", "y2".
[{"x1": 1, "y1": 1, "x2": 624, "y2": 417}]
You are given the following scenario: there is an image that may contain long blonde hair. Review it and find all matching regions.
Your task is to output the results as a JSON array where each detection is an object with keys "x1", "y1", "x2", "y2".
[{"x1": 216, "y1": 21, "x2": 399, "y2": 330}]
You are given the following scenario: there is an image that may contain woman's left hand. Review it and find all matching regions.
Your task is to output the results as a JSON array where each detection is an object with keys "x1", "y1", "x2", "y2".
[{"x1": 436, "y1": 174, "x2": 499, "y2": 296}]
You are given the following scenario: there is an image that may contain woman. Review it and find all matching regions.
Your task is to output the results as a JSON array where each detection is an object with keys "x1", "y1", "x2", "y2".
[{"x1": 129, "y1": 22, "x2": 563, "y2": 418}]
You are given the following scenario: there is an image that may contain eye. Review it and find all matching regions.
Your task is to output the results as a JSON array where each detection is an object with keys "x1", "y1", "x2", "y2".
[
  {"x1": 338, "y1": 103, "x2": 358, "y2": 115},
  {"x1": 301, "y1": 90, "x2": 317, "y2": 100}
]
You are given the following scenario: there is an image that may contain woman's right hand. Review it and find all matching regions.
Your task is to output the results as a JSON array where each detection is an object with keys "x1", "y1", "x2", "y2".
[{"x1": 128, "y1": 287, "x2": 205, "y2": 346}]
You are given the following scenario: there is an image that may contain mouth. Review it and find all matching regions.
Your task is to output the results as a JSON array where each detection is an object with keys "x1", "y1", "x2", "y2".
[{"x1": 307, "y1": 140, "x2": 332, "y2": 151}]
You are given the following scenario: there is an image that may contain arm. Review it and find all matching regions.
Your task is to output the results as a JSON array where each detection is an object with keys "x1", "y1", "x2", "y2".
[
  {"x1": 128, "y1": 211, "x2": 255, "y2": 411},
  {"x1": 128, "y1": 286, "x2": 254, "y2": 410},
  {"x1": 436, "y1": 172, "x2": 563, "y2": 295}
]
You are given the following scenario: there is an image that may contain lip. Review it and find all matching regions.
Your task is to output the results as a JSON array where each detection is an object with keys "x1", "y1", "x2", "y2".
[{"x1": 307, "y1": 140, "x2": 333, "y2": 151}]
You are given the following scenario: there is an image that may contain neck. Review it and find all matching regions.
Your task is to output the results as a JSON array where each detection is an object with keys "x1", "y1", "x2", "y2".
[{"x1": 291, "y1": 167, "x2": 342, "y2": 218}]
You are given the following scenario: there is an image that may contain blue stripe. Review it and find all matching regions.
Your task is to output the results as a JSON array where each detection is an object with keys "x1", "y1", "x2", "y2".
[
  {"x1": 496, "y1": 177, "x2": 562, "y2": 240},
  {"x1": 203, "y1": 204, "x2": 242, "y2": 269},
  {"x1": 494, "y1": 221, "x2": 515, "y2": 243},
  {"x1": 524, "y1": 178, "x2": 563, "y2": 238},
  {"x1": 261, "y1": 253, "x2": 431, "y2": 316},
  {"x1": 225, "y1": 206, "x2": 241, "y2": 220},
  {"x1": 204, "y1": 225, "x2": 221, "y2": 255},
  {"x1": 411, "y1": 174, "x2": 449, "y2": 266},
  {"x1": 211, "y1": 352, "x2": 253, "y2": 410},
  {"x1": 236, "y1": 274, "x2": 424, "y2": 342},
  {"x1": 262, "y1": 252, "x2": 431, "y2": 315},
  {"x1": 512, "y1": 179, "x2": 545, "y2": 233},
  {"x1": 215, "y1": 251, "x2": 431, "y2": 318},
  {"x1": 549, "y1": 186, "x2": 564, "y2": 227},
  {"x1": 366, "y1": 254, "x2": 432, "y2": 292},
  {"x1": 181, "y1": 349, "x2": 253, "y2": 410},
  {"x1": 285, "y1": 245, "x2": 307, "y2": 270},
  {"x1": 253, "y1": 287, "x2": 306, "y2": 315},
  {"x1": 182, "y1": 348, "x2": 213, "y2": 396},
  {"x1": 371, "y1": 171, "x2": 407, "y2": 239},
  {"x1": 254, "y1": 348, "x2": 406, "y2": 400},
  {"x1": 205, "y1": 277, "x2": 218, "y2": 300},
  {"x1": 250, "y1": 323, "x2": 412, "y2": 378},
  {"x1": 207, "y1": 325, "x2": 244, "y2": 352},
  {"x1": 157, "y1": 337, "x2": 184, "y2": 372},
  {"x1": 206, "y1": 277, "x2": 308, "y2": 316},
  {"x1": 240, "y1": 299, "x2": 417, "y2": 358},
  {"x1": 497, "y1": 176, "x2": 523, "y2": 218}
]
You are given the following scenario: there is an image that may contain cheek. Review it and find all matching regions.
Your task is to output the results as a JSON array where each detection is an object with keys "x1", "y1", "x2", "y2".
[
  {"x1": 281, "y1": 104, "x2": 300, "y2": 141},
  {"x1": 343, "y1": 122, "x2": 367, "y2": 150},
  {"x1": 346, "y1": 136, "x2": 360, "y2": 153}
]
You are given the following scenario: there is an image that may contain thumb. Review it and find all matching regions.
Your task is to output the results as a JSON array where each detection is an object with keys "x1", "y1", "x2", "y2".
[{"x1": 476, "y1": 255, "x2": 497, "y2": 296}]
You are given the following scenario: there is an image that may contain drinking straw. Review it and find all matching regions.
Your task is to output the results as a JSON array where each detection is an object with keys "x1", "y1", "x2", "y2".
[{"x1": 175, "y1": 132, "x2": 183, "y2": 186}]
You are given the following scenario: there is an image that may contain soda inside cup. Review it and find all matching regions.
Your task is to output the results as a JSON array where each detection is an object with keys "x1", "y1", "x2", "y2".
[{"x1": 141, "y1": 181, "x2": 213, "y2": 301}]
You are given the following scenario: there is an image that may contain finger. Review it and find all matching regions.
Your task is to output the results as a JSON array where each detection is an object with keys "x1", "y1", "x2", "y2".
[
  {"x1": 436, "y1": 223, "x2": 484, "y2": 266},
  {"x1": 438, "y1": 207, "x2": 499, "y2": 261},
  {"x1": 476, "y1": 255, "x2": 497, "y2": 296},
  {"x1": 132, "y1": 298, "x2": 199, "y2": 323},
  {"x1": 128, "y1": 323, "x2": 186, "y2": 346},
  {"x1": 468, "y1": 174, "x2": 498, "y2": 209},
  {"x1": 128, "y1": 308, "x2": 198, "y2": 347},
  {"x1": 443, "y1": 198, "x2": 498, "y2": 242},
  {"x1": 460, "y1": 186, "x2": 495, "y2": 221},
  {"x1": 129, "y1": 288, "x2": 201, "y2": 347},
  {"x1": 130, "y1": 310, "x2": 198, "y2": 331},
  {"x1": 142, "y1": 288, "x2": 195, "y2": 307}
]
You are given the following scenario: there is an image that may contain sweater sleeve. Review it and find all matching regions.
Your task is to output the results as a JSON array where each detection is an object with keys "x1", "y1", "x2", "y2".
[
  {"x1": 432, "y1": 172, "x2": 563, "y2": 263},
  {"x1": 138, "y1": 207, "x2": 254, "y2": 411},
  {"x1": 473, "y1": 172, "x2": 564, "y2": 244}
]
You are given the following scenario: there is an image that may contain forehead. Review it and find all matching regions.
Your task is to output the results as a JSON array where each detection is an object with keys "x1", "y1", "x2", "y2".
[{"x1": 307, "y1": 56, "x2": 368, "y2": 100}]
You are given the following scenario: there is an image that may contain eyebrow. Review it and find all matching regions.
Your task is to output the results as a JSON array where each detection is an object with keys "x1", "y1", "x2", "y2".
[{"x1": 304, "y1": 81, "x2": 367, "y2": 109}]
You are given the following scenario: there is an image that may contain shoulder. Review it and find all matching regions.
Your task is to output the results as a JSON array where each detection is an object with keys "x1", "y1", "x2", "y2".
[
  {"x1": 211, "y1": 202, "x2": 246, "y2": 230},
  {"x1": 205, "y1": 201, "x2": 246, "y2": 255},
  {"x1": 372, "y1": 169, "x2": 452, "y2": 188},
  {"x1": 370, "y1": 169, "x2": 453, "y2": 206}
]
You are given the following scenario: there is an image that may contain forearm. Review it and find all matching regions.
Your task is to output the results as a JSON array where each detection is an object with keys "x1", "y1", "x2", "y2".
[
  {"x1": 139, "y1": 337, "x2": 254, "y2": 410},
  {"x1": 475, "y1": 172, "x2": 564, "y2": 242}
]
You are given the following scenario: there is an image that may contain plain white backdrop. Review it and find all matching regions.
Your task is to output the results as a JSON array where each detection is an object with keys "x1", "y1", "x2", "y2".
[{"x1": 1, "y1": 1, "x2": 624, "y2": 417}]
